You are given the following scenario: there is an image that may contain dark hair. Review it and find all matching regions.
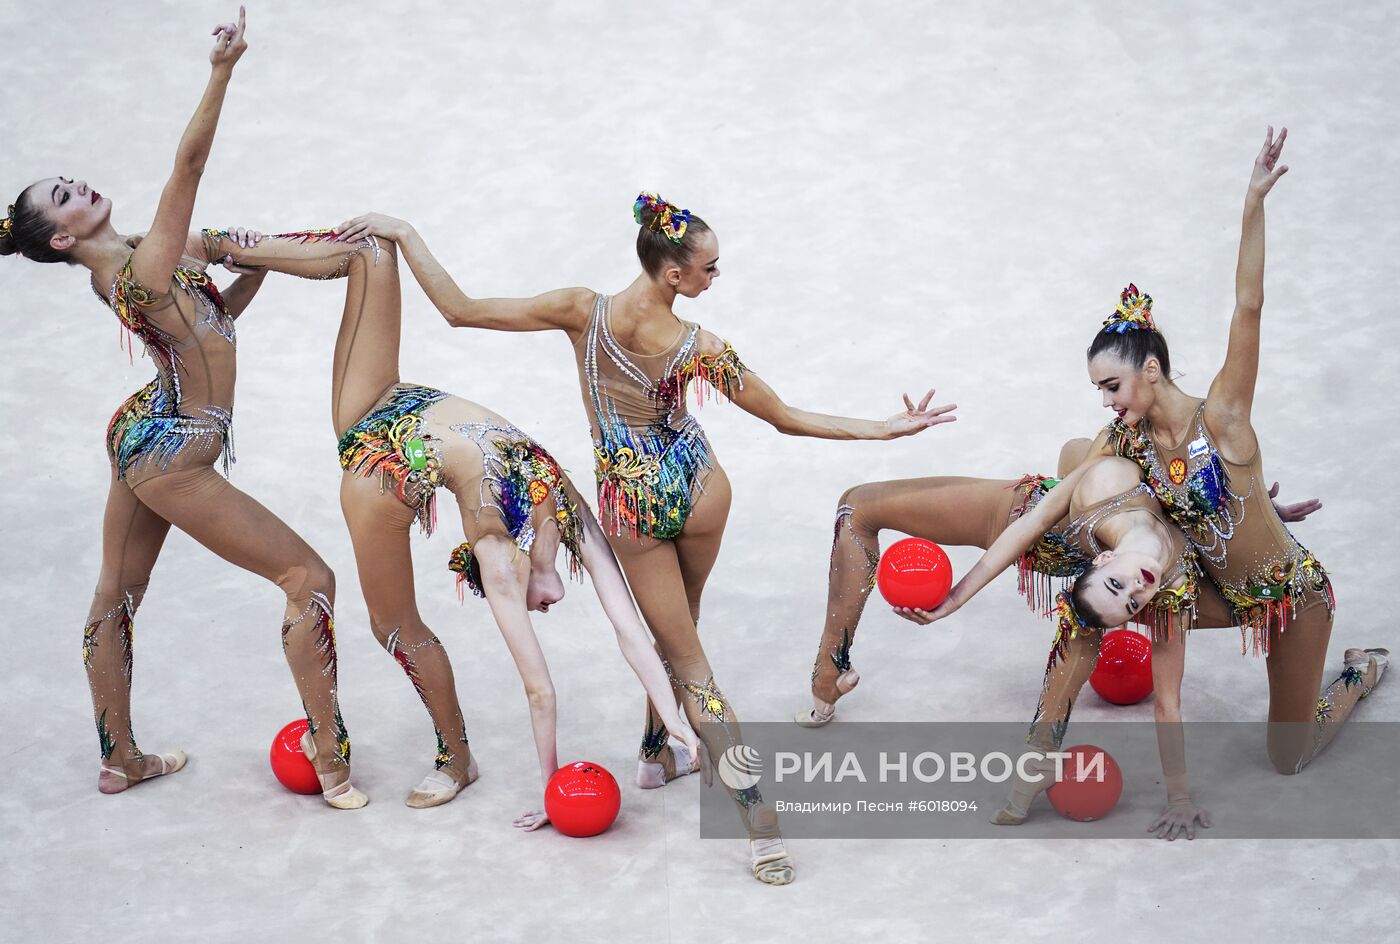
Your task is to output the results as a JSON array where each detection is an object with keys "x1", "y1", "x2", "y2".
[
  {"x1": 0, "y1": 183, "x2": 71, "y2": 264},
  {"x1": 1069, "y1": 565, "x2": 1117, "y2": 630},
  {"x1": 1086, "y1": 325, "x2": 1171, "y2": 378},
  {"x1": 635, "y1": 203, "x2": 711, "y2": 279}
]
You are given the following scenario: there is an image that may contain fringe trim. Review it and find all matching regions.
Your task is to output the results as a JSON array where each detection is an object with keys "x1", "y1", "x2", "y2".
[
  {"x1": 337, "y1": 386, "x2": 449, "y2": 535},
  {"x1": 594, "y1": 424, "x2": 710, "y2": 541}
]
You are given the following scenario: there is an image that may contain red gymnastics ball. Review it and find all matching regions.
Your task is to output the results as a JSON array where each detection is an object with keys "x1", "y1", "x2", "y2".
[
  {"x1": 1047, "y1": 744, "x2": 1123, "y2": 822},
  {"x1": 1090, "y1": 629, "x2": 1154, "y2": 705},
  {"x1": 269, "y1": 719, "x2": 322, "y2": 795},
  {"x1": 877, "y1": 538, "x2": 954, "y2": 610},
  {"x1": 544, "y1": 762, "x2": 622, "y2": 837}
]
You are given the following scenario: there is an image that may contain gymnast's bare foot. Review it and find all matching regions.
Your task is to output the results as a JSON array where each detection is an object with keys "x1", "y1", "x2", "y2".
[
  {"x1": 794, "y1": 670, "x2": 860, "y2": 727},
  {"x1": 98, "y1": 750, "x2": 188, "y2": 794}
]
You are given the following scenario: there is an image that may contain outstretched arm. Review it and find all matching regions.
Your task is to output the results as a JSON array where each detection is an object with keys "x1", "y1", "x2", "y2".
[
  {"x1": 129, "y1": 9, "x2": 247, "y2": 288},
  {"x1": 576, "y1": 516, "x2": 700, "y2": 766},
  {"x1": 1205, "y1": 126, "x2": 1289, "y2": 457},
  {"x1": 898, "y1": 464, "x2": 1088, "y2": 625},
  {"x1": 1146, "y1": 630, "x2": 1211, "y2": 840},
  {"x1": 728, "y1": 358, "x2": 956, "y2": 441},
  {"x1": 333, "y1": 213, "x2": 591, "y2": 334},
  {"x1": 208, "y1": 227, "x2": 265, "y2": 319}
]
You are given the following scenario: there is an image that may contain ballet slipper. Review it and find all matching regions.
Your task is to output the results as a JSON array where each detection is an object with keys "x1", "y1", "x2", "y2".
[
  {"x1": 989, "y1": 752, "x2": 1060, "y2": 825},
  {"x1": 793, "y1": 670, "x2": 860, "y2": 727},
  {"x1": 989, "y1": 804, "x2": 1030, "y2": 826},
  {"x1": 1344, "y1": 647, "x2": 1390, "y2": 696},
  {"x1": 406, "y1": 755, "x2": 479, "y2": 809},
  {"x1": 98, "y1": 751, "x2": 188, "y2": 795},
  {"x1": 793, "y1": 702, "x2": 836, "y2": 728},
  {"x1": 636, "y1": 742, "x2": 697, "y2": 789},
  {"x1": 300, "y1": 729, "x2": 368, "y2": 810},
  {"x1": 750, "y1": 838, "x2": 796, "y2": 886}
]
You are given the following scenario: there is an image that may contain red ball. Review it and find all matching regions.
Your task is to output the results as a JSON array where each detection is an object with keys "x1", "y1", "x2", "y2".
[
  {"x1": 1047, "y1": 744, "x2": 1123, "y2": 822},
  {"x1": 877, "y1": 538, "x2": 954, "y2": 610},
  {"x1": 545, "y1": 761, "x2": 621, "y2": 837},
  {"x1": 269, "y1": 719, "x2": 322, "y2": 795},
  {"x1": 1090, "y1": 629, "x2": 1154, "y2": 705}
]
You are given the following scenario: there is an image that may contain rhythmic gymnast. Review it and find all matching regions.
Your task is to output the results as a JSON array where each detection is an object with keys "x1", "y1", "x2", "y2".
[
  {"x1": 329, "y1": 195, "x2": 957, "y2": 883},
  {"x1": 1067, "y1": 130, "x2": 1387, "y2": 778},
  {"x1": 196, "y1": 227, "x2": 701, "y2": 822},
  {"x1": 798, "y1": 443, "x2": 1313, "y2": 727},
  {"x1": 0, "y1": 10, "x2": 367, "y2": 808},
  {"x1": 907, "y1": 130, "x2": 1388, "y2": 831}
]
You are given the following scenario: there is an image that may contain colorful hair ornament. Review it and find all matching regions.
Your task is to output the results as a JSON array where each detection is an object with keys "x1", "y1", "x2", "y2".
[
  {"x1": 1053, "y1": 589, "x2": 1092, "y2": 638},
  {"x1": 633, "y1": 192, "x2": 691, "y2": 243},
  {"x1": 0, "y1": 205, "x2": 14, "y2": 239},
  {"x1": 1102, "y1": 283, "x2": 1157, "y2": 334}
]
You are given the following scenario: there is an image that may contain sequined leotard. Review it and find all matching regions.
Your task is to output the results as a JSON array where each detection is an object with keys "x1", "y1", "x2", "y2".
[
  {"x1": 1022, "y1": 479, "x2": 1202, "y2": 752},
  {"x1": 337, "y1": 383, "x2": 586, "y2": 597},
  {"x1": 1009, "y1": 474, "x2": 1094, "y2": 611},
  {"x1": 1058, "y1": 479, "x2": 1203, "y2": 636},
  {"x1": 572, "y1": 294, "x2": 746, "y2": 540},
  {"x1": 96, "y1": 248, "x2": 237, "y2": 483},
  {"x1": 1108, "y1": 401, "x2": 1333, "y2": 651}
]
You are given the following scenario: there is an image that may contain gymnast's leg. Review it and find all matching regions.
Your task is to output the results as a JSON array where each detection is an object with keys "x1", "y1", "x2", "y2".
[
  {"x1": 132, "y1": 464, "x2": 366, "y2": 808},
  {"x1": 85, "y1": 474, "x2": 183, "y2": 793},
  {"x1": 1263, "y1": 605, "x2": 1386, "y2": 774},
  {"x1": 802, "y1": 476, "x2": 1019, "y2": 723},
  {"x1": 636, "y1": 466, "x2": 731, "y2": 788},
  {"x1": 202, "y1": 229, "x2": 403, "y2": 434},
  {"x1": 991, "y1": 603, "x2": 1103, "y2": 824},
  {"x1": 612, "y1": 471, "x2": 795, "y2": 885},
  {"x1": 340, "y1": 472, "x2": 475, "y2": 807}
]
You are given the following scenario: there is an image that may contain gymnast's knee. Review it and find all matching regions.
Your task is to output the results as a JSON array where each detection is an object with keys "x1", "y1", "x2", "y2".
[
  {"x1": 1058, "y1": 438, "x2": 1093, "y2": 478},
  {"x1": 275, "y1": 556, "x2": 337, "y2": 607},
  {"x1": 834, "y1": 481, "x2": 879, "y2": 540},
  {"x1": 838, "y1": 482, "x2": 870, "y2": 508},
  {"x1": 1267, "y1": 750, "x2": 1306, "y2": 776},
  {"x1": 1266, "y1": 728, "x2": 1311, "y2": 776},
  {"x1": 347, "y1": 232, "x2": 399, "y2": 272},
  {"x1": 367, "y1": 613, "x2": 433, "y2": 650},
  {"x1": 88, "y1": 579, "x2": 151, "y2": 621}
]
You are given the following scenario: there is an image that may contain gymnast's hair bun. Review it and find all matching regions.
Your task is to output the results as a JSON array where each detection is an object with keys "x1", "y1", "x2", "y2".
[{"x1": 0, "y1": 204, "x2": 18, "y2": 257}]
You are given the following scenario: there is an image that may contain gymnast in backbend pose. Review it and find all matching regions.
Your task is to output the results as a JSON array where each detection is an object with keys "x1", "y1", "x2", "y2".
[
  {"x1": 798, "y1": 440, "x2": 1314, "y2": 727},
  {"x1": 895, "y1": 452, "x2": 1224, "y2": 832},
  {"x1": 0, "y1": 11, "x2": 366, "y2": 808},
  {"x1": 330, "y1": 194, "x2": 956, "y2": 884},
  {"x1": 200, "y1": 235, "x2": 701, "y2": 821}
]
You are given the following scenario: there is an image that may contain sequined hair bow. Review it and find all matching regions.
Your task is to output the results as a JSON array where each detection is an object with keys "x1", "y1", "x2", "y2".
[
  {"x1": 0, "y1": 205, "x2": 14, "y2": 239},
  {"x1": 633, "y1": 192, "x2": 691, "y2": 243},
  {"x1": 1102, "y1": 283, "x2": 1157, "y2": 334}
]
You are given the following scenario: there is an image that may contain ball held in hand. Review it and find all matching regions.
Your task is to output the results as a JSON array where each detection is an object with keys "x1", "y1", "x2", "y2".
[{"x1": 877, "y1": 538, "x2": 954, "y2": 610}]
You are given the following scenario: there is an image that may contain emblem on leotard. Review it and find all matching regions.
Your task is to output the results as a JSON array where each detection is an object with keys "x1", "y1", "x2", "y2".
[
  {"x1": 1168, "y1": 457, "x2": 1188, "y2": 484},
  {"x1": 1187, "y1": 437, "x2": 1210, "y2": 459},
  {"x1": 405, "y1": 437, "x2": 428, "y2": 471}
]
